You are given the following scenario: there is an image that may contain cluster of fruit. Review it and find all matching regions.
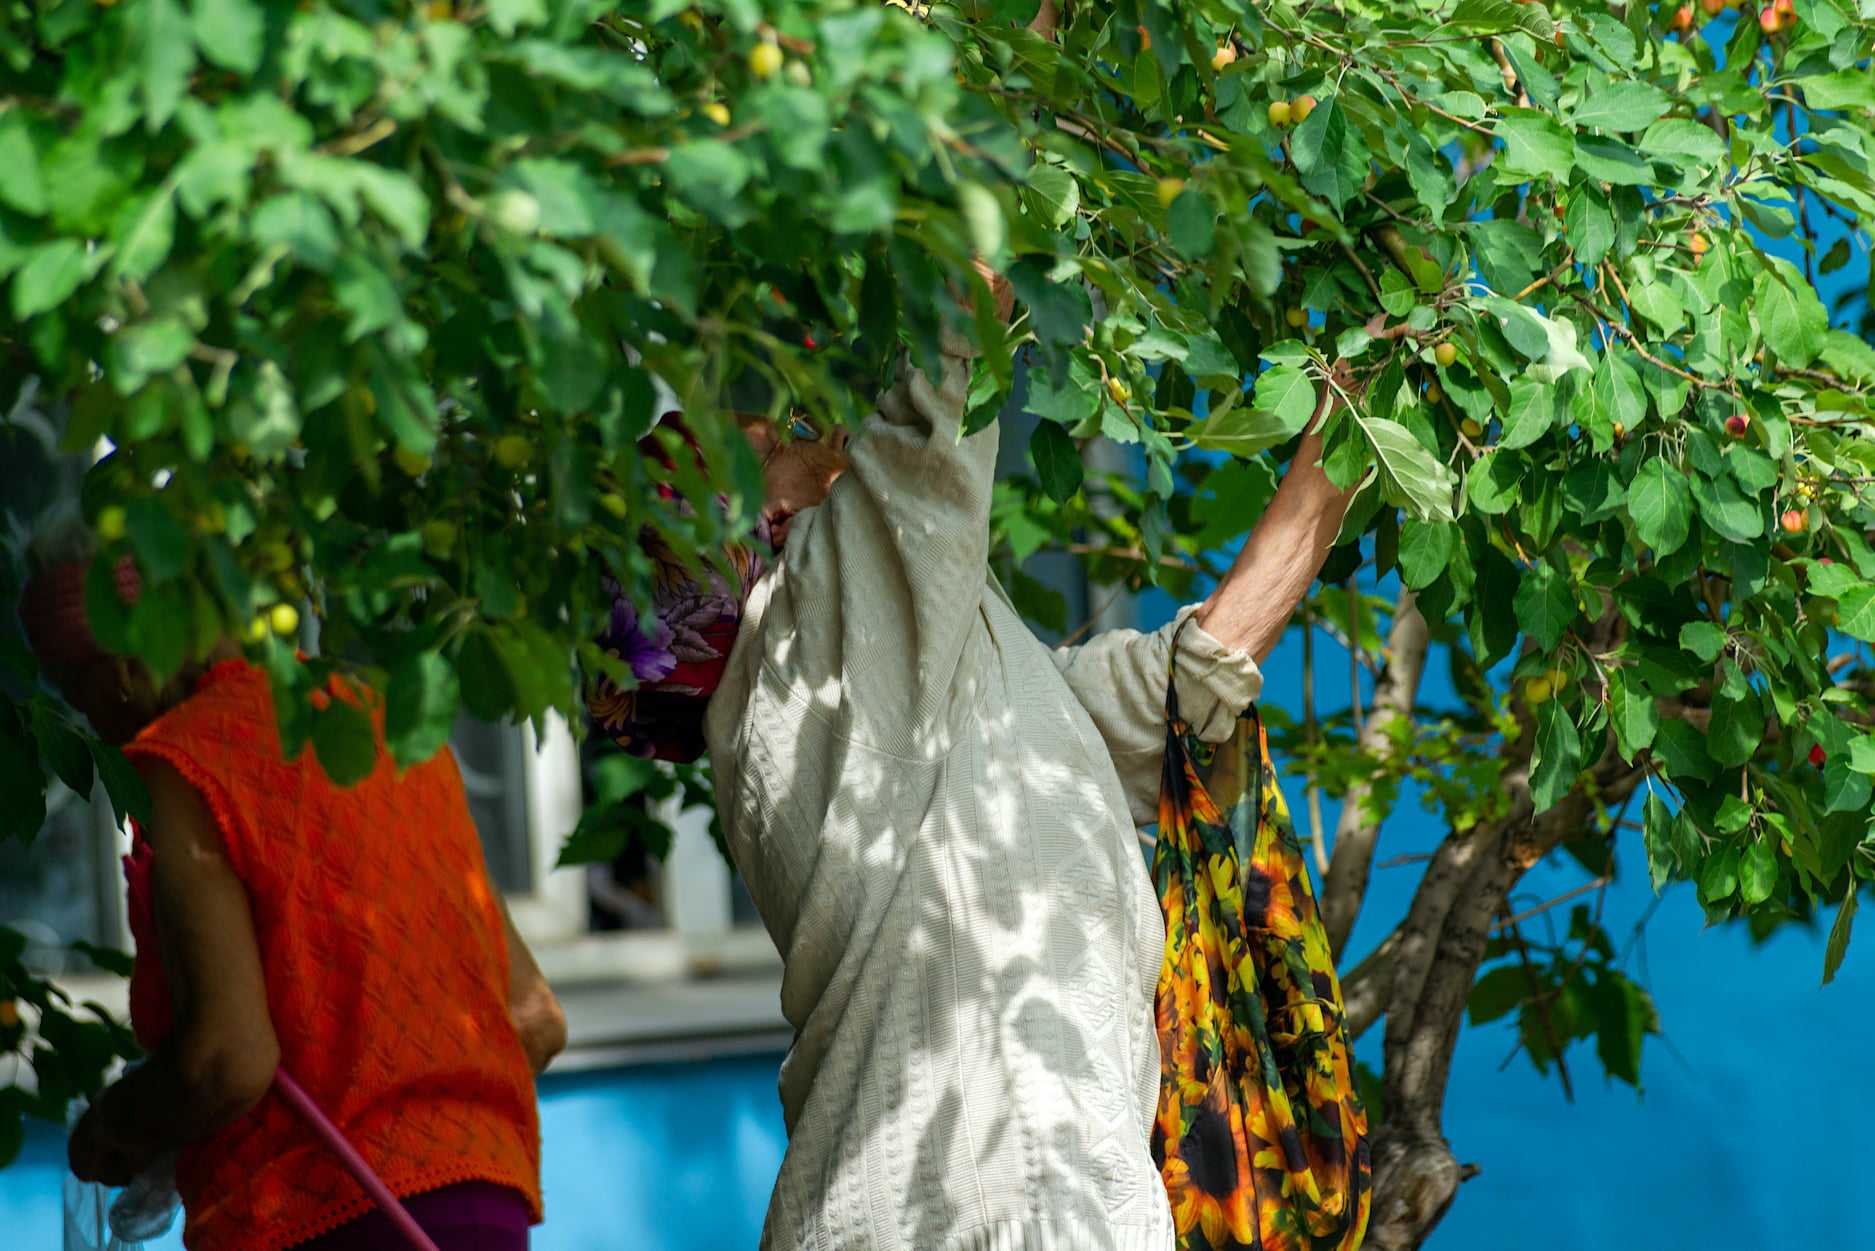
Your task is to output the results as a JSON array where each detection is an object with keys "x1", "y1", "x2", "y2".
[{"x1": 1667, "y1": 0, "x2": 1796, "y2": 33}]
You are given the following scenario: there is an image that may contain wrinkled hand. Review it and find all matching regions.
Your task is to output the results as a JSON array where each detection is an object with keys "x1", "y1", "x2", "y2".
[
  {"x1": 69, "y1": 1097, "x2": 152, "y2": 1188},
  {"x1": 970, "y1": 258, "x2": 1015, "y2": 325}
]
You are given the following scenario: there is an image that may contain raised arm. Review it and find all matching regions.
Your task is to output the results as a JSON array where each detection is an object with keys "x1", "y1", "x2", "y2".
[
  {"x1": 1054, "y1": 391, "x2": 1357, "y2": 822},
  {"x1": 758, "y1": 335, "x2": 996, "y2": 752},
  {"x1": 1193, "y1": 413, "x2": 1356, "y2": 662},
  {"x1": 743, "y1": 262, "x2": 1011, "y2": 754}
]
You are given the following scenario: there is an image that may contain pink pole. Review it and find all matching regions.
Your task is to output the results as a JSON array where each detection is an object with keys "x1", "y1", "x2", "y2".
[{"x1": 273, "y1": 1070, "x2": 444, "y2": 1251}]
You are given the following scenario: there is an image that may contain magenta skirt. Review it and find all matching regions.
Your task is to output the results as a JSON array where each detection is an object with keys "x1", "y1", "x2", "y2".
[{"x1": 292, "y1": 1183, "x2": 531, "y2": 1251}]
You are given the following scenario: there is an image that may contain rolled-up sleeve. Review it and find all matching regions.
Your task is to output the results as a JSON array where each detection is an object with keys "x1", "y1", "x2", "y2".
[{"x1": 1052, "y1": 605, "x2": 1264, "y2": 824}]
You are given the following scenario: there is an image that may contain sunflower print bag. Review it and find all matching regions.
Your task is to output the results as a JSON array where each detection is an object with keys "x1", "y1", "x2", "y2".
[{"x1": 1151, "y1": 626, "x2": 1371, "y2": 1251}]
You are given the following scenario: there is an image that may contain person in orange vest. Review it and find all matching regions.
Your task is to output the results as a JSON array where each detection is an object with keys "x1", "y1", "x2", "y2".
[{"x1": 18, "y1": 522, "x2": 564, "y2": 1251}]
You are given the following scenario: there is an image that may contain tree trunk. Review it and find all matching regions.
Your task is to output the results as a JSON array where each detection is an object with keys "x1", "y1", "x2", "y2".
[{"x1": 1366, "y1": 1130, "x2": 1466, "y2": 1251}]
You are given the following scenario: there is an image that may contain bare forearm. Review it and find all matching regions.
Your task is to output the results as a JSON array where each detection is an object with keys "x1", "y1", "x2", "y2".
[
  {"x1": 1194, "y1": 431, "x2": 1356, "y2": 663},
  {"x1": 97, "y1": 1030, "x2": 277, "y2": 1159},
  {"x1": 501, "y1": 899, "x2": 566, "y2": 1075}
]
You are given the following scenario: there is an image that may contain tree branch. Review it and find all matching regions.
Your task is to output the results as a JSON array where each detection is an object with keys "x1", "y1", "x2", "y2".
[
  {"x1": 1321, "y1": 589, "x2": 1431, "y2": 957},
  {"x1": 1368, "y1": 743, "x2": 1646, "y2": 1251}
]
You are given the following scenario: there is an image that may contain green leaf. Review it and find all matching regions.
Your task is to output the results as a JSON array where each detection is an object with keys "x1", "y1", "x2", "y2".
[
  {"x1": 1495, "y1": 109, "x2": 1575, "y2": 183},
  {"x1": 1007, "y1": 259, "x2": 1092, "y2": 348},
  {"x1": 0, "y1": 710, "x2": 46, "y2": 842},
  {"x1": 90, "y1": 740, "x2": 153, "y2": 826},
  {"x1": 123, "y1": 498, "x2": 191, "y2": 583},
  {"x1": 1574, "y1": 136, "x2": 1654, "y2": 186},
  {"x1": 192, "y1": 0, "x2": 266, "y2": 75},
  {"x1": 1359, "y1": 415, "x2": 1455, "y2": 522},
  {"x1": 1498, "y1": 379, "x2": 1557, "y2": 449},
  {"x1": 1628, "y1": 459, "x2": 1692, "y2": 555},
  {"x1": 1638, "y1": 118, "x2": 1725, "y2": 173},
  {"x1": 11, "y1": 240, "x2": 91, "y2": 320},
  {"x1": 1450, "y1": 0, "x2": 1556, "y2": 39},
  {"x1": 1167, "y1": 190, "x2": 1215, "y2": 257},
  {"x1": 1701, "y1": 845, "x2": 1739, "y2": 902},
  {"x1": 386, "y1": 653, "x2": 462, "y2": 768},
  {"x1": 1397, "y1": 518, "x2": 1455, "y2": 590},
  {"x1": 1678, "y1": 621, "x2": 1727, "y2": 663},
  {"x1": 1531, "y1": 700, "x2": 1583, "y2": 814},
  {"x1": 1564, "y1": 191, "x2": 1616, "y2": 266},
  {"x1": 311, "y1": 698, "x2": 379, "y2": 787},
  {"x1": 1592, "y1": 971, "x2": 1652, "y2": 1088},
  {"x1": 1025, "y1": 163, "x2": 1079, "y2": 228},
  {"x1": 1610, "y1": 672, "x2": 1659, "y2": 762},
  {"x1": 1803, "y1": 69, "x2": 1875, "y2": 111},
  {"x1": 1823, "y1": 756, "x2": 1873, "y2": 814},
  {"x1": 1467, "y1": 965, "x2": 1528, "y2": 1026},
  {"x1": 1755, "y1": 257, "x2": 1828, "y2": 367},
  {"x1": 1570, "y1": 80, "x2": 1671, "y2": 132},
  {"x1": 109, "y1": 186, "x2": 178, "y2": 284},
  {"x1": 1514, "y1": 566, "x2": 1576, "y2": 652},
  {"x1": 1738, "y1": 840, "x2": 1777, "y2": 906},
  {"x1": 1404, "y1": 133, "x2": 1454, "y2": 217},
  {"x1": 1691, "y1": 473, "x2": 1763, "y2": 544},
  {"x1": 1642, "y1": 791, "x2": 1675, "y2": 891},
  {"x1": 1627, "y1": 282, "x2": 1683, "y2": 335},
  {"x1": 456, "y1": 630, "x2": 517, "y2": 722},
  {"x1": 663, "y1": 142, "x2": 754, "y2": 226},
  {"x1": 0, "y1": 113, "x2": 47, "y2": 216},
  {"x1": 1653, "y1": 719, "x2": 1716, "y2": 783},
  {"x1": 488, "y1": 0, "x2": 549, "y2": 37},
  {"x1": 70, "y1": 940, "x2": 135, "y2": 977},
  {"x1": 1587, "y1": 347, "x2": 1646, "y2": 441},
  {"x1": 112, "y1": 317, "x2": 194, "y2": 388},
  {"x1": 1290, "y1": 96, "x2": 1369, "y2": 211},
  {"x1": 1822, "y1": 886, "x2": 1858, "y2": 986},
  {"x1": 31, "y1": 704, "x2": 93, "y2": 799},
  {"x1": 133, "y1": 0, "x2": 197, "y2": 131},
  {"x1": 1837, "y1": 585, "x2": 1875, "y2": 644},
  {"x1": 1030, "y1": 422, "x2": 1083, "y2": 503},
  {"x1": 1708, "y1": 689, "x2": 1763, "y2": 768},
  {"x1": 252, "y1": 193, "x2": 342, "y2": 269}
]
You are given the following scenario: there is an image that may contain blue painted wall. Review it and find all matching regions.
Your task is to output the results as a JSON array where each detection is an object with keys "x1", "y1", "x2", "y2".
[{"x1": 0, "y1": 1054, "x2": 789, "y2": 1250}]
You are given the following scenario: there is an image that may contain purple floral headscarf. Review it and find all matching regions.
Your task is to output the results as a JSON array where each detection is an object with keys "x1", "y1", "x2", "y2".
[{"x1": 587, "y1": 517, "x2": 771, "y2": 763}]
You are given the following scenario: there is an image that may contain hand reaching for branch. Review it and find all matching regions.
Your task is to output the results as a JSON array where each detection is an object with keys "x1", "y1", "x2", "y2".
[{"x1": 1194, "y1": 377, "x2": 1358, "y2": 662}]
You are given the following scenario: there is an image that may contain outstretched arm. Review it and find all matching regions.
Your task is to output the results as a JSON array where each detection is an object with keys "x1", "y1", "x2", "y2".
[
  {"x1": 1195, "y1": 397, "x2": 1358, "y2": 662},
  {"x1": 1053, "y1": 387, "x2": 1357, "y2": 823}
]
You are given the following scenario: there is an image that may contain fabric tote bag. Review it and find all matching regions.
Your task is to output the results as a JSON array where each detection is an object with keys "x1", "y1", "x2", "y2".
[{"x1": 1149, "y1": 624, "x2": 1372, "y2": 1251}]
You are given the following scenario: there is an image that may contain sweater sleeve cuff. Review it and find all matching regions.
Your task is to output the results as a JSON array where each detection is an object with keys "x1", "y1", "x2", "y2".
[{"x1": 1171, "y1": 604, "x2": 1264, "y2": 732}]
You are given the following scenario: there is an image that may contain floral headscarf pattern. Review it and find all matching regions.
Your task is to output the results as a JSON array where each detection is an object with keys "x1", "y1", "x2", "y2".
[{"x1": 587, "y1": 417, "x2": 770, "y2": 762}]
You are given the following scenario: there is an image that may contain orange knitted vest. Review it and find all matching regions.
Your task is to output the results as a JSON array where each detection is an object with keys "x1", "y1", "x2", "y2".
[{"x1": 122, "y1": 660, "x2": 542, "y2": 1251}]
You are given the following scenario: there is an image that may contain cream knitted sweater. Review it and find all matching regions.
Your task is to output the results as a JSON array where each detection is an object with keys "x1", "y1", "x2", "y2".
[{"x1": 705, "y1": 341, "x2": 1263, "y2": 1251}]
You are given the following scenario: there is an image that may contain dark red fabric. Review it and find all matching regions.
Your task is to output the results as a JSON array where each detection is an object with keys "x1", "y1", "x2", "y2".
[{"x1": 18, "y1": 555, "x2": 141, "y2": 670}]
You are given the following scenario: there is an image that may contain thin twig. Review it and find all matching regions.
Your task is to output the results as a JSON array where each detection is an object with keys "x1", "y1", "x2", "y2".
[
  {"x1": 1492, "y1": 877, "x2": 1612, "y2": 932},
  {"x1": 321, "y1": 116, "x2": 396, "y2": 157},
  {"x1": 1512, "y1": 261, "x2": 1574, "y2": 302},
  {"x1": 1303, "y1": 607, "x2": 1330, "y2": 876}
]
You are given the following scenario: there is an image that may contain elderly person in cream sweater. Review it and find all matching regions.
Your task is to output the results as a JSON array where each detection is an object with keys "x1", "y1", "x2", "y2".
[{"x1": 683, "y1": 273, "x2": 1356, "y2": 1247}]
